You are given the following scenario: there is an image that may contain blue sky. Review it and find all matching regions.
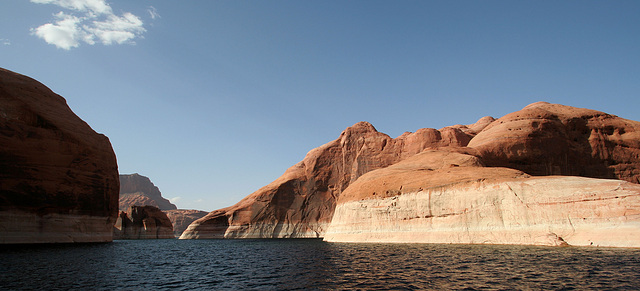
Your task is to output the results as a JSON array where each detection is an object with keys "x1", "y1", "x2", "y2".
[{"x1": 2, "y1": 1, "x2": 639, "y2": 211}]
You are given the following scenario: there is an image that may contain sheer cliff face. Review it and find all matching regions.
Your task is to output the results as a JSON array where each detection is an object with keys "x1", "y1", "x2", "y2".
[
  {"x1": 183, "y1": 102, "x2": 640, "y2": 242},
  {"x1": 0, "y1": 68, "x2": 119, "y2": 244},
  {"x1": 119, "y1": 174, "x2": 177, "y2": 211},
  {"x1": 181, "y1": 122, "x2": 475, "y2": 239},
  {"x1": 325, "y1": 149, "x2": 640, "y2": 247}
]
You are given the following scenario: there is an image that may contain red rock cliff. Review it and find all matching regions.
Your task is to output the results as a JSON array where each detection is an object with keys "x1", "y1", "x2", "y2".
[
  {"x1": 183, "y1": 102, "x2": 640, "y2": 240},
  {"x1": 119, "y1": 173, "x2": 177, "y2": 211},
  {"x1": 0, "y1": 67, "x2": 119, "y2": 244},
  {"x1": 181, "y1": 122, "x2": 473, "y2": 239},
  {"x1": 468, "y1": 102, "x2": 640, "y2": 183}
]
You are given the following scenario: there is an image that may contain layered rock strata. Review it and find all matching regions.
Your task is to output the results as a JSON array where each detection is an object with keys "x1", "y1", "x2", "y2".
[
  {"x1": 0, "y1": 68, "x2": 119, "y2": 244},
  {"x1": 181, "y1": 122, "x2": 476, "y2": 239},
  {"x1": 323, "y1": 150, "x2": 640, "y2": 247},
  {"x1": 164, "y1": 209, "x2": 208, "y2": 237},
  {"x1": 119, "y1": 173, "x2": 177, "y2": 211},
  {"x1": 183, "y1": 102, "x2": 640, "y2": 244},
  {"x1": 113, "y1": 206, "x2": 174, "y2": 239}
]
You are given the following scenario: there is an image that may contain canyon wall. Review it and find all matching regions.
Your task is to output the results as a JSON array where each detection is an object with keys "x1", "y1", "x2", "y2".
[
  {"x1": 164, "y1": 209, "x2": 208, "y2": 237},
  {"x1": 119, "y1": 173, "x2": 177, "y2": 211},
  {"x1": 324, "y1": 150, "x2": 640, "y2": 247},
  {"x1": 0, "y1": 67, "x2": 119, "y2": 244},
  {"x1": 181, "y1": 122, "x2": 475, "y2": 239},
  {"x1": 113, "y1": 206, "x2": 174, "y2": 239},
  {"x1": 183, "y1": 102, "x2": 640, "y2": 245}
]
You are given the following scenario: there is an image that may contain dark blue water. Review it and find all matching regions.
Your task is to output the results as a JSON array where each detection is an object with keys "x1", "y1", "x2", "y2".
[{"x1": 2, "y1": 239, "x2": 640, "y2": 290}]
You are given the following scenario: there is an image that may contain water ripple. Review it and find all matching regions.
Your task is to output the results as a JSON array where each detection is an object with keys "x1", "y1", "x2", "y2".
[{"x1": 2, "y1": 240, "x2": 640, "y2": 290}]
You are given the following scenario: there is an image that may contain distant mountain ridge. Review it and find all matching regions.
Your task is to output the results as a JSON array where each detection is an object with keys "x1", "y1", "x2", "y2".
[{"x1": 119, "y1": 174, "x2": 177, "y2": 211}]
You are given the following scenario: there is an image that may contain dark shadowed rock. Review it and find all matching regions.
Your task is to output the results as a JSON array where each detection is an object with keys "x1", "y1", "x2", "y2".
[
  {"x1": 113, "y1": 205, "x2": 174, "y2": 239},
  {"x1": 0, "y1": 67, "x2": 119, "y2": 244},
  {"x1": 164, "y1": 209, "x2": 209, "y2": 237}
]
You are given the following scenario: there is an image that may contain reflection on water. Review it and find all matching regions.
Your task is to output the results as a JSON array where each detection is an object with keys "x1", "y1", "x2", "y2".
[{"x1": 2, "y1": 239, "x2": 640, "y2": 290}]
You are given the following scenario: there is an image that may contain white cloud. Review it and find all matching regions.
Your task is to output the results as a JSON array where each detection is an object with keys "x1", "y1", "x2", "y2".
[
  {"x1": 1, "y1": 38, "x2": 10, "y2": 46},
  {"x1": 30, "y1": 0, "x2": 147, "y2": 49},
  {"x1": 88, "y1": 13, "x2": 146, "y2": 45},
  {"x1": 169, "y1": 197, "x2": 182, "y2": 204},
  {"x1": 32, "y1": 12, "x2": 85, "y2": 49},
  {"x1": 31, "y1": 0, "x2": 112, "y2": 15},
  {"x1": 148, "y1": 6, "x2": 160, "y2": 20}
]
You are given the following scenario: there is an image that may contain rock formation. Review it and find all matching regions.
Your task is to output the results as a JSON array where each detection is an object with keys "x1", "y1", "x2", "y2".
[
  {"x1": 181, "y1": 121, "x2": 488, "y2": 239},
  {"x1": 164, "y1": 209, "x2": 208, "y2": 237},
  {"x1": 0, "y1": 67, "x2": 119, "y2": 244},
  {"x1": 468, "y1": 102, "x2": 640, "y2": 183},
  {"x1": 182, "y1": 102, "x2": 640, "y2": 246},
  {"x1": 323, "y1": 149, "x2": 640, "y2": 247},
  {"x1": 113, "y1": 206, "x2": 174, "y2": 239},
  {"x1": 119, "y1": 173, "x2": 177, "y2": 211}
]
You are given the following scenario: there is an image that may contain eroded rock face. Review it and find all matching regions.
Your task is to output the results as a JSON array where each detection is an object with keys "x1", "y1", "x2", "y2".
[
  {"x1": 0, "y1": 68, "x2": 119, "y2": 244},
  {"x1": 184, "y1": 102, "x2": 640, "y2": 243},
  {"x1": 468, "y1": 102, "x2": 640, "y2": 183},
  {"x1": 119, "y1": 174, "x2": 177, "y2": 211},
  {"x1": 324, "y1": 149, "x2": 640, "y2": 247},
  {"x1": 181, "y1": 122, "x2": 470, "y2": 239},
  {"x1": 113, "y1": 206, "x2": 174, "y2": 239},
  {"x1": 164, "y1": 209, "x2": 208, "y2": 237}
]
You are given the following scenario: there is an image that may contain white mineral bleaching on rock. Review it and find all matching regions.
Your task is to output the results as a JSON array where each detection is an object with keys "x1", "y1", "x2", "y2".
[{"x1": 324, "y1": 176, "x2": 640, "y2": 247}]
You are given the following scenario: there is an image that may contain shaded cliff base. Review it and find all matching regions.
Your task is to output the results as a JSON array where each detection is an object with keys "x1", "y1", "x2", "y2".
[
  {"x1": 0, "y1": 210, "x2": 114, "y2": 244},
  {"x1": 113, "y1": 206, "x2": 174, "y2": 239}
]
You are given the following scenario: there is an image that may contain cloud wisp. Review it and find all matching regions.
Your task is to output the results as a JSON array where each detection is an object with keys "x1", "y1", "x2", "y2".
[
  {"x1": 148, "y1": 6, "x2": 161, "y2": 20},
  {"x1": 30, "y1": 0, "x2": 147, "y2": 49}
]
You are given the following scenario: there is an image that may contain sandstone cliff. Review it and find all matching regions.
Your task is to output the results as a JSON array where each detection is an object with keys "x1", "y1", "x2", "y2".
[
  {"x1": 324, "y1": 150, "x2": 640, "y2": 247},
  {"x1": 183, "y1": 102, "x2": 640, "y2": 245},
  {"x1": 119, "y1": 173, "x2": 177, "y2": 211},
  {"x1": 164, "y1": 209, "x2": 208, "y2": 237},
  {"x1": 0, "y1": 68, "x2": 119, "y2": 244},
  {"x1": 469, "y1": 101, "x2": 640, "y2": 183},
  {"x1": 113, "y1": 206, "x2": 174, "y2": 239},
  {"x1": 181, "y1": 122, "x2": 475, "y2": 239}
]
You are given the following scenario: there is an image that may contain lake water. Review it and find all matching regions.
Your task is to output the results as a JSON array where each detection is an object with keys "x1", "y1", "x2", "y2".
[{"x1": 2, "y1": 239, "x2": 640, "y2": 290}]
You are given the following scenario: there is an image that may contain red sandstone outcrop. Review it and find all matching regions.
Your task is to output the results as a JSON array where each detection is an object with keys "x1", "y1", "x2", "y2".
[
  {"x1": 119, "y1": 173, "x2": 177, "y2": 211},
  {"x1": 324, "y1": 149, "x2": 640, "y2": 247},
  {"x1": 468, "y1": 102, "x2": 640, "y2": 183},
  {"x1": 183, "y1": 102, "x2": 640, "y2": 244},
  {"x1": 164, "y1": 209, "x2": 208, "y2": 237},
  {"x1": 113, "y1": 205, "x2": 174, "y2": 239},
  {"x1": 0, "y1": 67, "x2": 119, "y2": 244},
  {"x1": 181, "y1": 122, "x2": 469, "y2": 239}
]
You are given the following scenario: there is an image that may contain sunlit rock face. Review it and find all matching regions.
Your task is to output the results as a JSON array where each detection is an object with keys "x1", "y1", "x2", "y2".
[
  {"x1": 184, "y1": 102, "x2": 640, "y2": 244},
  {"x1": 468, "y1": 101, "x2": 640, "y2": 183},
  {"x1": 181, "y1": 122, "x2": 473, "y2": 239},
  {"x1": 119, "y1": 173, "x2": 177, "y2": 211},
  {"x1": 0, "y1": 67, "x2": 119, "y2": 244},
  {"x1": 113, "y1": 206, "x2": 174, "y2": 239},
  {"x1": 324, "y1": 150, "x2": 640, "y2": 247}
]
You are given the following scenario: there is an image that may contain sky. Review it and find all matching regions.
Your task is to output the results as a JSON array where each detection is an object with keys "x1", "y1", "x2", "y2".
[{"x1": 1, "y1": 1, "x2": 639, "y2": 211}]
